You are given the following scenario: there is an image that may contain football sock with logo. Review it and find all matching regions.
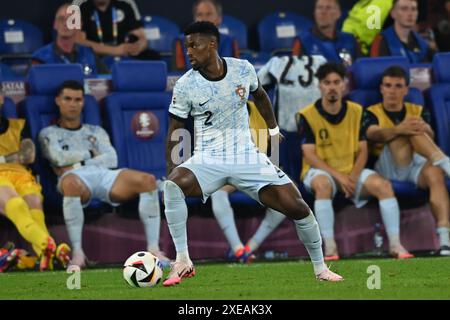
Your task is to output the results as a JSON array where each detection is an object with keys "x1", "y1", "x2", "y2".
[{"x1": 294, "y1": 212, "x2": 326, "y2": 275}]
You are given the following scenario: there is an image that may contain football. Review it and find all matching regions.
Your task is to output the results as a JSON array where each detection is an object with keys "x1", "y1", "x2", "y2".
[{"x1": 123, "y1": 251, "x2": 163, "y2": 288}]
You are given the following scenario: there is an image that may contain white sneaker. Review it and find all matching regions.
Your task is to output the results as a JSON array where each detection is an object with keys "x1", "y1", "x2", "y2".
[
  {"x1": 315, "y1": 267, "x2": 344, "y2": 282},
  {"x1": 162, "y1": 260, "x2": 195, "y2": 286}
]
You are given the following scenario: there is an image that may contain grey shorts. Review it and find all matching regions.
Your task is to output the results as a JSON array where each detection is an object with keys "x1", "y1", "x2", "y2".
[
  {"x1": 57, "y1": 165, "x2": 124, "y2": 208},
  {"x1": 375, "y1": 145, "x2": 427, "y2": 186},
  {"x1": 302, "y1": 168, "x2": 377, "y2": 208},
  {"x1": 178, "y1": 151, "x2": 292, "y2": 204}
]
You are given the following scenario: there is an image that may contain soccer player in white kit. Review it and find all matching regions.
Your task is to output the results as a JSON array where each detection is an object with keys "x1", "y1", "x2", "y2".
[{"x1": 163, "y1": 21, "x2": 343, "y2": 286}]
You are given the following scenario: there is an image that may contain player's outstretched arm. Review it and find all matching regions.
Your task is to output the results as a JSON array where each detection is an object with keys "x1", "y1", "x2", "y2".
[{"x1": 166, "y1": 116, "x2": 186, "y2": 176}]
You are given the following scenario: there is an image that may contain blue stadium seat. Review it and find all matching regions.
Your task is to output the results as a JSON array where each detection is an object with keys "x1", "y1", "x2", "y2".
[
  {"x1": 432, "y1": 52, "x2": 450, "y2": 84},
  {"x1": 220, "y1": 14, "x2": 248, "y2": 51},
  {"x1": 23, "y1": 64, "x2": 103, "y2": 214},
  {"x1": 428, "y1": 53, "x2": 450, "y2": 191},
  {"x1": 258, "y1": 12, "x2": 313, "y2": 55},
  {"x1": 142, "y1": 15, "x2": 179, "y2": 66},
  {"x1": 0, "y1": 19, "x2": 44, "y2": 77},
  {"x1": 427, "y1": 85, "x2": 450, "y2": 155},
  {"x1": 1, "y1": 96, "x2": 17, "y2": 118},
  {"x1": 105, "y1": 61, "x2": 170, "y2": 179},
  {"x1": 348, "y1": 57, "x2": 428, "y2": 199},
  {"x1": 219, "y1": 15, "x2": 270, "y2": 70},
  {"x1": 349, "y1": 57, "x2": 424, "y2": 107}
]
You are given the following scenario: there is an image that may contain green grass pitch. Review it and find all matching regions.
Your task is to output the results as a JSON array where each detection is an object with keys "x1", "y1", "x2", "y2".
[{"x1": 1, "y1": 257, "x2": 450, "y2": 300}]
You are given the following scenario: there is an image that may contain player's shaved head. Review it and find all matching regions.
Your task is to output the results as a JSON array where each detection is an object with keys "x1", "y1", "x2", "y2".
[{"x1": 184, "y1": 21, "x2": 221, "y2": 45}]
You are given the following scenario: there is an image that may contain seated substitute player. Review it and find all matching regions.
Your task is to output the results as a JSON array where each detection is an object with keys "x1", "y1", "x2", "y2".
[
  {"x1": 0, "y1": 94, "x2": 70, "y2": 271},
  {"x1": 39, "y1": 80, "x2": 169, "y2": 268},
  {"x1": 364, "y1": 66, "x2": 450, "y2": 256},
  {"x1": 297, "y1": 62, "x2": 413, "y2": 260},
  {"x1": 163, "y1": 21, "x2": 343, "y2": 286}
]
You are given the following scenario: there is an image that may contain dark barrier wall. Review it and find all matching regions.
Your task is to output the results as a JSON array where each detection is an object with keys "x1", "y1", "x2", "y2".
[{"x1": 0, "y1": 0, "x2": 360, "y2": 50}]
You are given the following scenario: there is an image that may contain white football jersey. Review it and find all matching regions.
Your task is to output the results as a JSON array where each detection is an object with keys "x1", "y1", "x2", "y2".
[
  {"x1": 258, "y1": 55, "x2": 326, "y2": 132},
  {"x1": 169, "y1": 57, "x2": 259, "y2": 158}
]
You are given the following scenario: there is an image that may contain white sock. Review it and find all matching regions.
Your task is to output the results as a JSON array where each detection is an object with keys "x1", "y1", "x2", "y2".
[
  {"x1": 294, "y1": 212, "x2": 326, "y2": 275},
  {"x1": 379, "y1": 198, "x2": 401, "y2": 247},
  {"x1": 247, "y1": 208, "x2": 285, "y2": 252},
  {"x1": 163, "y1": 180, "x2": 189, "y2": 255},
  {"x1": 176, "y1": 251, "x2": 191, "y2": 264},
  {"x1": 211, "y1": 190, "x2": 242, "y2": 252},
  {"x1": 433, "y1": 156, "x2": 450, "y2": 178},
  {"x1": 437, "y1": 227, "x2": 450, "y2": 247},
  {"x1": 139, "y1": 191, "x2": 161, "y2": 252},
  {"x1": 314, "y1": 199, "x2": 335, "y2": 246},
  {"x1": 63, "y1": 197, "x2": 84, "y2": 252}
]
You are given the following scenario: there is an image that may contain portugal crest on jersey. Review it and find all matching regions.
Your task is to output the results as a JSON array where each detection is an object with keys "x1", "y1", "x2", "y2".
[{"x1": 235, "y1": 85, "x2": 246, "y2": 101}]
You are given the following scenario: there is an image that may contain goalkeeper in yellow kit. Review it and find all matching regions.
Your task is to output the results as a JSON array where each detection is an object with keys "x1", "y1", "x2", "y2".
[{"x1": 0, "y1": 94, "x2": 70, "y2": 271}]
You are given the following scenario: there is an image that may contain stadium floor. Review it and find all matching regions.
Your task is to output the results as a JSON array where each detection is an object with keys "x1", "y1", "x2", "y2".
[{"x1": 1, "y1": 257, "x2": 450, "y2": 300}]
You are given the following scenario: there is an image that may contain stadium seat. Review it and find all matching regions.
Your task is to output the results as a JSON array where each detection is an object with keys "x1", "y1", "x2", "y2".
[
  {"x1": 219, "y1": 15, "x2": 270, "y2": 73},
  {"x1": 257, "y1": 12, "x2": 313, "y2": 56},
  {"x1": 427, "y1": 53, "x2": 450, "y2": 172},
  {"x1": 0, "y1": 19, "x2": 44, "y2": 76},
  {"x1": 23, "y1": 64, "x2": 103, "y2": 214},
  {"x1": 432, "y1": 52, "x2": 450, "y2": 84},
  {"x1": 427, "y1": 86, "x2": 450, "y2": 156},
  {"x1": 429, "y1": 53, "x2": 450, "y2": 191},
  {"x1": 220, "y1": 14, "x2": 248, "y2": 51},
  {"x1": 349, "y1": 57, "x2": 424, "y2": 107},
  {"x1": 105, "y1": 61, "x2": 171, "y2": 179},
  {"x1": 1, "y1": 96, "x2": 17, "y2": 118},
  {"x1": 348, "y1": 57, "x2": 428, "y2": 199},
  {"x1": 142, "y1": 15, "x2": 180, "y2": 66},
  {"x1": 105, "y1": 61, "x2": 193, "y2": 206}
]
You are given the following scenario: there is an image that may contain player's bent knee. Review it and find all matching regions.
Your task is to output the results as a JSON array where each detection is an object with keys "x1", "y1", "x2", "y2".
[
  {"x1": 372, "y1": 177, "x2": 394, "y2": 198},
  {"x1": 139, "y1": 173, "x2": 156, "y2": 191},
  {"x1": 60, "y1": 174, "x2": 85, "y2": 196},
  {"x1": 312, "y1": 176, "x2": 333, "y2": 198},
  {"x1": 284, "y1": 197, "x2": 311, "y2": 220},
  {"x1": 164, "y1": 180, "x2": 185, "y2": 201}
]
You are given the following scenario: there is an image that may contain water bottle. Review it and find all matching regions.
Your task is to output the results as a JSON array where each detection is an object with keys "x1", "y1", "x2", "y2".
[{"x1": 373, "y1": 223, "x2": 384, "y2": 256}]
